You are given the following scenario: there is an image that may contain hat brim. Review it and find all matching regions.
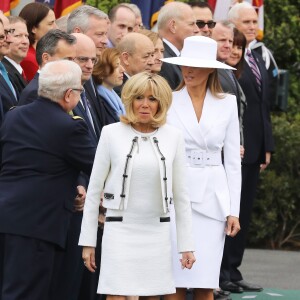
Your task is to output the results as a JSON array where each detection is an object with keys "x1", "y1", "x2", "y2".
[{"x1": 161, "y1": 57, "x2": 235, "y2": 70}]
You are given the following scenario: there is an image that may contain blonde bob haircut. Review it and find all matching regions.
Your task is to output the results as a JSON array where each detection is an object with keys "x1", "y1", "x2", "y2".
[{"x1": 120, "y1": 72, "x2": 172, "y2": 128}]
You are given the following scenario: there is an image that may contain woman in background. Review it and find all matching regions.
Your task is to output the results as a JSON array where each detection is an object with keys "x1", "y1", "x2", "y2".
[
  {"x1": 93, "y1": 48, "x2": 125, "y2": 124},
  {"x1": 19, "y1": 2, "x2": 57, "y2": 81},
  {"x1": 226, "y1": 28, "x2": 247, "y2": 154}
]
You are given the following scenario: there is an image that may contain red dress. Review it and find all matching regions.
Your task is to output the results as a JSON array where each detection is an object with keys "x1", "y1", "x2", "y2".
[{"x1": 20, "y1": 46, "x2": 38, "y2": 82}]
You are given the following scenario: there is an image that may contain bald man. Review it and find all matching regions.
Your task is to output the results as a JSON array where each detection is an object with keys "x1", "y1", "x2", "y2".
[{"x1": 114, "y1": 32, "x2": 154, "y2": 97}]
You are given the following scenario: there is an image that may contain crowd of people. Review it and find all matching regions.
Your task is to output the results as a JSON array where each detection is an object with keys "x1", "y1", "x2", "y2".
[{"x1": 0, "y1": 1, "x2": 276, "y2": 300}]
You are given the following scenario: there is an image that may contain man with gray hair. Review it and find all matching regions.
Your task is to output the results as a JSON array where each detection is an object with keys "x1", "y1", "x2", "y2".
[
  {"x1": 0, "y1": 60, "x2": 96, "y2": 300},
  {"x1": 18, "y1": 29, "x2": 76, "y2": 106},
  {"x1": 67, "y1": 5, "x2": 109, "y2": 57},
  {"x1": 157, "y1": 1, "x2": 199, "y2": 90}
]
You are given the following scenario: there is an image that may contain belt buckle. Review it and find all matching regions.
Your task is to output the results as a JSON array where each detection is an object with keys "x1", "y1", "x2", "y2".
[{"x1": 191, "y1": 150, "x2": 207, "y2": 167}]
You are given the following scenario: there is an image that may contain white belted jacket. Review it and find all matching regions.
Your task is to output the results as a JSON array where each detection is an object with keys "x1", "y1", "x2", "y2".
[
  {"x1": 167, "y1": 87, "x2": 241, "y2": 221},
  {"x1": 79, "y1": 122, "x2": 194, "y2": 253}
]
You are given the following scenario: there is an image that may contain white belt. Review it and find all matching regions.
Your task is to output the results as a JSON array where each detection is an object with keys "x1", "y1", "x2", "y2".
[{"x1": 187, "y1": 150, "x2": 222, "y2": 168}]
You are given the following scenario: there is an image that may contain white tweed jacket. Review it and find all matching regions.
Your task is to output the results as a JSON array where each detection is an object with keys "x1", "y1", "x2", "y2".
[{"x1": 79, "y1": 122, "x2": 194, "y2": 253}]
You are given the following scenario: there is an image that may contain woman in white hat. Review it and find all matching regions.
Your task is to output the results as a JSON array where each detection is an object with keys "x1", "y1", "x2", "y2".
[{"x1": 162, "y1": 36, "x2": 241, "y2": 300}]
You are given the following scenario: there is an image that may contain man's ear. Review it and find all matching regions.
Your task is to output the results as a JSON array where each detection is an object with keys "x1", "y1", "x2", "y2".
[
  {"x1": 121, "y1": 52, "x2": 130, "y2": 66},
  {"x1": 42, "y1": 52, "x2": 50, "y2": 64},
  {"x1": 168, "y1": 19, "x2": 176, "y2": 34},
  {"x1": 73, "y1": 27, "x2": 82, "y2": 33}
]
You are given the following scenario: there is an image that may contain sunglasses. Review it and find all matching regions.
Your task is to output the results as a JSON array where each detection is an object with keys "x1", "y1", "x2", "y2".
[{"x1": 196, "y1": 20, "x2": 216, "y2": 29}]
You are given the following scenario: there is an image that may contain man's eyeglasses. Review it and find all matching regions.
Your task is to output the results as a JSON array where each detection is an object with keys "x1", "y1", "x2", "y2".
[
  {"x1": 74, "y1": 56, "x2": 98, "y2": 65},
  {"x1": 71, "y1": 87, "x2": 85, "y2": 93},
  {"x1": 4, "y1": 28, "x2": 15, "y2": 36},
  {"x1": 196, "y1": 20, "x2": 216, "y2": 29}
]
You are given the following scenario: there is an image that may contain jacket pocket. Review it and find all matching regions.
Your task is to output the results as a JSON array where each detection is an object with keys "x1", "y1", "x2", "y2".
[{"x1": 104, "y1": 193, "x2": 114, "y2": 200}]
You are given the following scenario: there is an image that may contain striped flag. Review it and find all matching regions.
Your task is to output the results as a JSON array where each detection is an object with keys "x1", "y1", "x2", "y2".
[
  {"x1": 0, "y1": 0, "x2": 19, "y2": 16},
  {"x1": 54, "y1": 0, "x2": 82, "y2": 18}
]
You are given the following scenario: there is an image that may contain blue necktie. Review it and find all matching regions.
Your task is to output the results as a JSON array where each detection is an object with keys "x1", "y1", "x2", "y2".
[{"x1": 0, "y1": 62, "x2": 16, "y2": 96}]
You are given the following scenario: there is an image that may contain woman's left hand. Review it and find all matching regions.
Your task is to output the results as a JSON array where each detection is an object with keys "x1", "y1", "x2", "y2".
[
  {"x1": 180, "y1": 251, "x2": 196, "y2": 269},
  {"x1": 226, "y1": 216, "x2": 241, "y2": 237}
]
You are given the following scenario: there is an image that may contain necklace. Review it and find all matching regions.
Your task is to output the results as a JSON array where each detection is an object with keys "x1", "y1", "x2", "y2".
[{"x1": 130, "y1": 126, "x2": 158, "y2": 141}]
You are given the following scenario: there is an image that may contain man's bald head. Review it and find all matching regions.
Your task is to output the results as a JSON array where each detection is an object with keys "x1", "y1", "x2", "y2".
[
  {"x1": 117, "y1": 32, "x2": 154, "y2": 76},
  {"x1": 71, "y1": 33, "x2": 97, "y2": 83}
]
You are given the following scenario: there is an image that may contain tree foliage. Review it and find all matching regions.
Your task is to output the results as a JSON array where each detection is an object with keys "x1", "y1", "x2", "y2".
[{"x1": 248, "y1": 0, "x2": 300, "y2": 249}]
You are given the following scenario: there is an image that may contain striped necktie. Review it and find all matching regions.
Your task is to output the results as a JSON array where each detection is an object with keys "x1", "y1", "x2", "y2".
[{"x1": 246, "y1": 49, "x2": 261, "y2": 91}]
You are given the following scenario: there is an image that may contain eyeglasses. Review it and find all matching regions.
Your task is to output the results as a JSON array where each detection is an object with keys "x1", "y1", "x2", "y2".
[
  {"x1": 74, "y1": 56, "x2": 98, "y2": 65},
  {"x1": 4, "y1": 28, "x2": 15, "y2": 36},
  {"x1": 71, "y1": 87, "x2": 85, "y2": 93},
  {"x1": 196, "y1": 20, "x2": 216, "y2": 29},
  {"x1": 0, "y1": 35, "x2": 6, "y2": 42}
]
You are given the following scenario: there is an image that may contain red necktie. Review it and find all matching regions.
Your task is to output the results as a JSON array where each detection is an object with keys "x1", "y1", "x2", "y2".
[{"x1": 22, "y1": 70, "x2": 27, "y2": 81}]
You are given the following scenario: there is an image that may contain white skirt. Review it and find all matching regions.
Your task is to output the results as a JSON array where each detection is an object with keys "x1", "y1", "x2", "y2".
[
  {"x1": 170, "y1": 206, "x2": 226, "y2": 288},
  {"x1": 98, "y1": 215, "x2": 176, "y2": 296}
]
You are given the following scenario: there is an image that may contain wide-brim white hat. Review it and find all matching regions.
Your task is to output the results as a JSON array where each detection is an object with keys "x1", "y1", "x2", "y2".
[{"x1": 161, "y1": 36, "x2": 235, "y2": 70}]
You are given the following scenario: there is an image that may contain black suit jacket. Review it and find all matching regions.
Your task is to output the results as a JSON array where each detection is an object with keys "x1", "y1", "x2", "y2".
[
  {"x1": 0, "y1": 71, "x2": 18, "y2": 114},
  {"x1": 2, "y1": 58, "x2": 27, "y2": 95},
  {"x1": 159, "y1": 41, "x2": 182, "y2": 90},
  {"x1": 0, "y1": 97, "x2": 96, "y2": 248},
  {"x1": 18, "y1": 72, "x2": 39, "y2": 106},
  {"x1": 239, "y1": 51, "x2": 274, "y2": 164},
  {"x1": 218, "y1": 69, "x2": 246, "y2": 145}
]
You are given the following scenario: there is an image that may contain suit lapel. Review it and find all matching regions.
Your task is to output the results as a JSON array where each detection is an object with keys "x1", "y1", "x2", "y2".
[
  {"x1": 163, "y1": 42, "x2": 182, "y2": 78},
  {"x1": 172, "y1": 88, "x2": 226, "y2": 149}
]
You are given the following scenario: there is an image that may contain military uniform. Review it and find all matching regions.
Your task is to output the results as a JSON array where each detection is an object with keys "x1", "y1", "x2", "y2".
[{"x1": 0, "y1": 97, "x2": 96, "y2": 300}]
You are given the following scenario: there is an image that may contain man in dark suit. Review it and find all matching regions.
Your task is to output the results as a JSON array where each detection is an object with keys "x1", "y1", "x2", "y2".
[
  {"x1": 18, "y1": 29, "x2": 76, "y2": 106},
  {"x1": 0, "y1": 16, "x2": 18, "y2": 113},
  {"x1": 157, "y1": 1, "x2": 199, "y2": 90},
  {"x1": 114, "y1": 32, "x2": 154, "y2": 97},
  {"x1": 50, "y1": 33, "x2": 101, "y2": 300},
  {"x1": 2, "y1": 16, "x2": 29, "y2": 95},
  {"x1": 212, "y1": 21, "x2": 246, "y2": 147},
  {"x1": 219, "y1": 3, "x2": 274, "y2": 294},
  {"x1": 0, "y1": 60, "x2": 96, "y2": 300}
]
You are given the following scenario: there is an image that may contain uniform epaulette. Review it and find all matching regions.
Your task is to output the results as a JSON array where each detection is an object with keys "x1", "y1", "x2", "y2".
[
  {"x1": 72, "y1": 116, "x2": 83, "y2": 121},
  {"x1": 9, "y1": 106, "x2": 17, "y2": 111}
]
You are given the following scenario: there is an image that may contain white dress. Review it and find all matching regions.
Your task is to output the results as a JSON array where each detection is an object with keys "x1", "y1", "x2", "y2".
[
  {"x1": 98, "y1": 129, "x2": 175, "y2": 296},
  {"x1": 167, "y1": 88, "x2": 241, "y2": 288}
]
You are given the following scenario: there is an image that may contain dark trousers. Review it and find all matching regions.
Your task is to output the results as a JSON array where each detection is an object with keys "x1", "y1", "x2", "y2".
[
  {"x1": 220, "y1": 163, "x2": 260, "y2": 283},
  {"x1": 0, "y1": 233, "x2": 56, "y2": 300},
  {"x1": 49, "y1": 212, "x2": 85, "y2": 300}
]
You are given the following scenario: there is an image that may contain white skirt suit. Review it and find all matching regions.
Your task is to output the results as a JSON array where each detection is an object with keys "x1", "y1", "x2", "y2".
[
  {"x1": 167, "y1": 87, "x2": 241, "y2": 288},
  {"x1": 79, "y1": 122, "x2": 194, "y2": 295}
]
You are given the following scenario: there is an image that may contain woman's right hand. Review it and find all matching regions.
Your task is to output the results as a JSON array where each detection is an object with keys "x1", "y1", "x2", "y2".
[
  {"x1": 82, "y1": 246, "x2": 97, "y2": 273},
  {"x1": 180, "y1": 251, "x2": 196, "y2": 269}
]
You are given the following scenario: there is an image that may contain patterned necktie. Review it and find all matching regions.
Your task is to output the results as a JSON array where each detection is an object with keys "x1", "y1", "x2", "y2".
[
  {"x1": 246, "y1": 49, "x2": 261, "y2": 91},
  {"x1": 0, "y1": 61, "x2": 16, "y2": 95},
  {"x1": 81, "y1": 90, "x2": 95, "y2": 133}
]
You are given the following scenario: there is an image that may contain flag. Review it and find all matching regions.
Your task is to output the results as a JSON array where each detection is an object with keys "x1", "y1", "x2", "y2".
[
  {"x1": 54, "y1": 0, "x2": 82, "y2": 18},
  {"x1": 35, "y1": 0, "x2": 55, "y2": 8},
  {"x1": 131, "y1": 0, "x2": 174, "y2": 29},
  {"x1": 0, "y1": 0, "x2": 19, "y2": 16},
  {"x1": 208, "y1": 0, "x2": 264, "y2": 40}
]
